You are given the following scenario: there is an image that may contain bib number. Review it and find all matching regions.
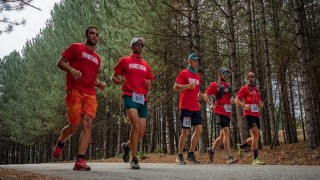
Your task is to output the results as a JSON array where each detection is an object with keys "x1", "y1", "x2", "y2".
[
  {"x1": 224, "y1": 105, "x2": 232, "y2": 112},
  {"x1": 182, "y1": 117, "x2": 191, "y2": 128},
  {"x1": 132, "y1": 92, "x2": 145, "y2": 105},
  {"x1": 251, "y1": 104, "x2": 259, "y2": 112}
]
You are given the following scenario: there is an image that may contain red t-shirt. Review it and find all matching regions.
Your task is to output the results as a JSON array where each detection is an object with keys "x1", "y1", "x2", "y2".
[
  {"x1": 62, "y1": 43, "x2": 101, "y2": 95},
  {"x1": 206, "y1": 81, "x2": 232, "y2": 117},
  {"x1": 237, "y1": 85, "x2": 261, "y2": 117},
  {"x1": 114, "y1": 53, "x2": 153, "y2": 101},
  {"x1": 176, "y1": 69, "x2": 201, "y2": 111}
]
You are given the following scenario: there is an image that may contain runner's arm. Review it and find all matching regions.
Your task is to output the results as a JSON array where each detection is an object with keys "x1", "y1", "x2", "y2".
[
  {"x1": 95, "y1": 79, "x2": 106, "y2": 90},
  {"x1": 173, "y1": 82, "x2": 195, "y2": 92},
  {"x1": 56, "y1": 56, "x2": 81, "y2": 79},
  {"x1": 110, "y1": 71, "x2": 125, "y2": 85},
  {"x1": 235, "y1": 96, "x2": 245, "y2": 107}
]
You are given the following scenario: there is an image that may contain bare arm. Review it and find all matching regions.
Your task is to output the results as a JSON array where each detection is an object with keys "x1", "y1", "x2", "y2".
[
  {"x1": 110, "y1": 71, "x2": 125, "y2": 85},
  {"x1": 235, "y1": 96, "x2": 244, "y2": 107},
  {"x1": 95, "y1": 79, "x2": 106, "y2": 90},
  {"x1": 173, "y1": 82, "x2": 196, "y2": 92},
  {"x1": 57, "y1": 56, "x2": 74, "y2": 73},
  {"x1": 202, "y1": 93, "x2": 211, "y2": 104},
  {"x1": 56, "y1": 56, "x2": 82, "y2": 79},
  {"x1": 145, "y1": 79, "x2": 152, "y2": 89},
  {"x1": 235, "y1": 96, "x2": 250, "y2": 110}
]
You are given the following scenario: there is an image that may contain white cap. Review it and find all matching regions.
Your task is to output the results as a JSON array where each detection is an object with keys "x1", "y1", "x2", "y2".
[{"x1": 130, "y1": 37, "x2": 145, "y2": 46}]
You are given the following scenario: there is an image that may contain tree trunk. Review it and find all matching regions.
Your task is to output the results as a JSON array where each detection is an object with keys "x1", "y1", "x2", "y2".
[
  {"x1": 288, "y1": 69, "x2": 298, "y2": 143},
  {"x1": 292, "y1": 0, "x2": 318, "y2": 148},
  {"x1": 259, "y1": 0, "x2": 275, "y2": 146},
  {"x1": 225, "y1": 0, "x2": 244, "y2": 146}
]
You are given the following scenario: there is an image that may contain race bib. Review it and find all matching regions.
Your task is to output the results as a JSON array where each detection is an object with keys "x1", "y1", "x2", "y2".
[
  {"x1": 182, "y1": 117, "x2": 191, "y2": 128},
  {"x1": 224, "y1": 105, "x2": 232, "y2": 112},
  {"x1": 251, "y1": 104, "x2": 259, "y2": 112},
  {"x1": 132, "y1": 92, "x2": 145, "y2": 105}
]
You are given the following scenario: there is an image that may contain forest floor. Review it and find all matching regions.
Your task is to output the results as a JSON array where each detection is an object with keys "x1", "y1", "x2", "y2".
[{"x1": 1, "y1": 130, "x2": 320, "y2": 179}]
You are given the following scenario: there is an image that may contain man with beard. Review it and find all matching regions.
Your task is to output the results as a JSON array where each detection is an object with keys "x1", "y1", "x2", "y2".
[
  {"x1": 110, "y1": 37, "x2": 153, "y2": 169},
  {"x1": 174, "y1": 53, "x2": 203, "y2": 165},
  {"x1": 235, "y1": 71, "x2": 265, "y2": 165},
  {"x1": 53, "y1": 26, "x2": 106, "y2": 171},
  {"x1": 203, "y1": 67, "x2": 238, "y2": 164}
]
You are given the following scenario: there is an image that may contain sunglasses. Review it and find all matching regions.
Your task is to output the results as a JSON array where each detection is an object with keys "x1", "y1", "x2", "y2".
[
  {"x1": 250, "y1": 75, "x2": 255, "y2": 78},
  {"x1": 221, "y1": 71, "x2": 230, "y2": 76},
  {"x1": 133, "y1": 42, "x2": 144, "y2": 48}
]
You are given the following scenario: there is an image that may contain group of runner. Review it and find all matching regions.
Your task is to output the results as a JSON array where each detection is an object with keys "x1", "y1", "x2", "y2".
[{"x1": 52, "y1": 26, "x2": 265, "y2": 171}]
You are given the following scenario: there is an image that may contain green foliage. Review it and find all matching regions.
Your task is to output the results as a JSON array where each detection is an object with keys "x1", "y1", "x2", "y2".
[
  {"x1": 115, "y1": 153, "x2": 122, "y2": 158},
  {"x1": 0, "y1": 0, "x2": 160, "y2": 146},
  {"x1": 138, "y1": 150, "x2": 146, "y2": 159}
]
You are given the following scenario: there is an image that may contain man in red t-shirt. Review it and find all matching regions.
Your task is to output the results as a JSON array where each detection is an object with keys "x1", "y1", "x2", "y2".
[
  {"x1": 203, "y1": 67, "x2": 238, "y2": 164},
  {"x1": 52, "y1": 26, "x2": 106, "y2": 171},
  {"x1": 174, "y1": 53, "x2": 203, "y2": 165},
  {"x1": 110, "y1": 37, "x2": 153, "y2": 169},
  {"x1": 235, "y1": 71, "x2": 265, "y2": 165}
]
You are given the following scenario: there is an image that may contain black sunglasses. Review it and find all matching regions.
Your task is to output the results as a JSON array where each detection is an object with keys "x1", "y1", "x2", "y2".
[
  {"x1": 250, "y1": 75, "x2": 255, "y2": 78},
  {"x1": 222, "y1": 71, "x2": 230, "y2": 76},
  {"x1": 133, "y1": 42, "x2": 144, "y2": 48}
]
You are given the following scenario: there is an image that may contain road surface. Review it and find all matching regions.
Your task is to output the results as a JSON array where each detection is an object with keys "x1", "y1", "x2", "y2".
[{"x1": 1, "y1": 162, "x2": 319, "y2": 180}]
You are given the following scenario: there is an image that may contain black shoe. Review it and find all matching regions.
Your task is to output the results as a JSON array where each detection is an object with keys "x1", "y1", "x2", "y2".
[
  {"x1": 121, "y1": 143, "x2": 130, "y2": 163},
  {"x1": 130, "y1": 157, "x2": 140, "y2": 169},
  {"x1": 206, "y1": 147, "x2": 214, "y2": 163},
  {"x1": 187, "y1": 152, "x2": 200, "y2": 164},
  {"x1": 175, "y1": 154, "x2": 186, "y2": 165}
]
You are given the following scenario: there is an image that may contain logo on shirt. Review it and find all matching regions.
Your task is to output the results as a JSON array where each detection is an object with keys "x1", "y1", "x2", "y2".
[
  {"x1": 82, "y1": 52, "x2": 98, "y2": 65},
  {"x1": 129, "y1": 63, "x2": 147, "y2": 71},
  {"x1": 188, "y1": 78, "x2": 199, "y2": 85}
]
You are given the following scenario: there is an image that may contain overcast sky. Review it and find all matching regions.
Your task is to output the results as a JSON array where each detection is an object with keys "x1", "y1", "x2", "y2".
[{"x1": 0, "y1": 0, "x2": 61, "y2": 59}]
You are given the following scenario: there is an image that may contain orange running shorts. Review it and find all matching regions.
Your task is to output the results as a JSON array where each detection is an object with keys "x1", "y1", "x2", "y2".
[{"x1": 65, "y1": 90, "x2": 97, "y2": 124}]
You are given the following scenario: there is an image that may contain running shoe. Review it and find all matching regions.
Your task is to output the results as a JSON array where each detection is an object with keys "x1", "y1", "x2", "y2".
[
  {"x1": 252, "y1": 158, "x2": 266, "y2": 165},
  {"x1": 176, "y1": 154, "x2": 186, "y2": 165},
  {"x1": 226, "y1": 156, "x2": 239, "y2": 164},
  {"x1": 121, "y1": 142, "x2": 130, "y2": 163},
  {"x1": 206, "y1": 147, "x2": 214, "y2": 163},
  {"x1": 237, "y1": 143, "x2": 243, "y2": 159},
  {"x1": 130, "y1": 157, "x2": 140, "y2": 169},
  {"x1": 186, "y1": 152, "x2": 200, "y2": 164},
  {"x1": 73, "y1": 158, "x2": 91, "y2": 171},
  {"x1": 52, "y1": 145, "x2": 62, "y2": 161}
]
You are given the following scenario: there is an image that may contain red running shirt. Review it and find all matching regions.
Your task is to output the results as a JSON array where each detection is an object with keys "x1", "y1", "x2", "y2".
[
  {"x1": 62, "y1": 43, "x2": 101, "y2": 95},
  {"x1": 206, "y1": 81, "x2": 232, "y2": 117},
  {"x1": 176, "y1": 69, "x2": 201, "y2": 111},
  {"x1": 237, "y1": 85, "x2": 261, "y2": 117},
  {"x1": 114, "y1": 53, "x2": 153, "y2": 101}
]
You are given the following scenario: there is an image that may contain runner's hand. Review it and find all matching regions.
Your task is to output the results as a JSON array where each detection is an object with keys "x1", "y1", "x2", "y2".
[
  {"x1": 97, "y1": 82, "x2": 106, "y2": 90},
  {"x1": 71, "y1": 69, "x2": 82, "y2": 80},
  {"x1": 145, "y1": 79, "x2": 152, "y2": 89},
  {"x1": 118, "y1": 76, "x2": 126, "y2": 85},
  {"x1": 198, "y1": 92, "x2": 204, "y2": 100},
  {"x1": 188, "y1": 83, "x2": 196, "y2": 89},
  {"x1": 259, "y1": 100, "x2": 264, "y2": 108},
  {"x1": 244, "y1": 104, "x2": 250, "y2": 111},
  {"x1": 230, "y1": 97, "x2": 235, "y2": 104},
  {"x1": 210, "y1": 103, "x2": 215, "y2": 111}
]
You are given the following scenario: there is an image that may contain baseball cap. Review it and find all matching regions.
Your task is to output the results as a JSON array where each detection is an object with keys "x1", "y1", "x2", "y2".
[
  {"x1": 188, "y1": 53, "x2": 200, "y2": 61},
  {"x1": 218, "y1": 67, "x2": 230, "y2": 74},
  {"x1": 130, "y1": 37, "x2": 145, "y2": 46}
]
